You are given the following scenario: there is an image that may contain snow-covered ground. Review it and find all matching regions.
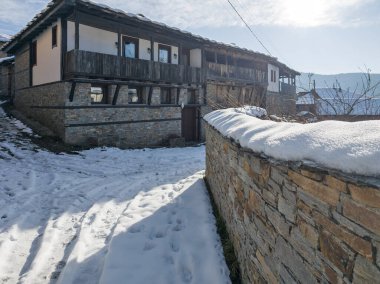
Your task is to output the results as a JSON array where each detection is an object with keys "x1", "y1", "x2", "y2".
[
  {"x1": 205, "y1": 108, "x2": 380, "y2": 177},
  {"x1": 0, "y1": 106, "x2": 230, "y2": 284}
]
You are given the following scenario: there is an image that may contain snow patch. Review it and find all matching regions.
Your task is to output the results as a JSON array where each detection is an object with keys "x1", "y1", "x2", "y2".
[
  {"x1": 0, "y1": 110, "x2": 230, "y2": 283},
  {"x1": 235, "y1": 105, "x2": 267, "y2": 118},
  {"x1": 204, "y1": 108, "x2": 380, "y2": 177}
]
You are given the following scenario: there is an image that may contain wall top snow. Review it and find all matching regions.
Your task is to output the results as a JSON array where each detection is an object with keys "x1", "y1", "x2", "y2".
[{"x1": 204, "y1": 108, "x2": 380, "y2": 177}]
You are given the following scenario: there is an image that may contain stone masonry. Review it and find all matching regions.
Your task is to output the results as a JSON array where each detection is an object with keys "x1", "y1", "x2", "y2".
[
  {"x1": 14, "y1": 82, "x2": 200, "y2": 147},
  {"x1": 205, "y1": 123, "x2": 380, "y2": 284}
]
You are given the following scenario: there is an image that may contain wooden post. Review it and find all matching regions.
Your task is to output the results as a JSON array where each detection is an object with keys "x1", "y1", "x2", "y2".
[
  {"x1": 148, "y1": 86, "x2": 153, "y2": 104},
  {"x1": 112, "y1": 85, "x2": 121, "y2": 105},
  {"x1": 69, "y1": 82, "x2": 76, "y2": 102},
  {"x1": 117, "y1": 28, "x2": 121, "y2": 57},
  {"x1": 150, "y1": 37, "x2": 154, "y2": 61},
  {"x1": 74, "y1": 10, "x2": 79, "y2": 50},
  {"x1": 178, "y1": 43, "x2": 183, "y2": 65},
  {"x1": 61, "y1": 18, "x2": 67, "y2": 80}
]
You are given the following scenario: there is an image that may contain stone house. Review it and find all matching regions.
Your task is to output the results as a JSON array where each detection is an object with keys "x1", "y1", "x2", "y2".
[
  {"x1": 0, "y1": 35, "x2": 15, "y2": 99},
  {"x1": 1, "y1": 0, "x2": 299, "y2": 148}
]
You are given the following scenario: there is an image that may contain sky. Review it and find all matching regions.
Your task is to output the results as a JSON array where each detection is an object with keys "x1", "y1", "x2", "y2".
[{"x1": 0, "y1": 0, "x2": 379, "y2": 74}]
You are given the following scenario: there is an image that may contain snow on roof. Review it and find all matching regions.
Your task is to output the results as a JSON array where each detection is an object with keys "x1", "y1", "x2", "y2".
[
  {"x1": 296, "y1": 93, "x2": 314, "y2": 105},
  {"x1": 204, "y1": 108, "x2": 380, "y2": 177},
  {"x1": 0, "y1": 56, "x2": 14, "y2": 64}
]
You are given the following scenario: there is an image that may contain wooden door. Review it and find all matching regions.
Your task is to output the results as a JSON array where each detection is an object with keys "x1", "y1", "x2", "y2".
[{"x1": 181, "y1": 107, "x2": 197, "y2": 142}]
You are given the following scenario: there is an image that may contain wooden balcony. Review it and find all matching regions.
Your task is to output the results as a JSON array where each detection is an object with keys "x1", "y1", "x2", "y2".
[
  {"x1": 64, "y1": 50, "x2": 204, "y2": 85},
  {"x1": 280, "y1": 82, "x2": 296, "y2": 95},
  {"x1": 206, "y1": 62, "x2": 267, "y2": 85}
]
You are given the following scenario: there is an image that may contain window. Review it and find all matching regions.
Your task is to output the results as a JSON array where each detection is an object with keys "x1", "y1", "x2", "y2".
[
  {"x1": 128, "y1": 87, "x2": 143, "y2": 104},
  {"x1": 216, "y1": 53, "x2": 226, "y2": 64},
  {"x1": 205, "y1": 51, "x2": 215, "y2": 63},
  {"x1": 52, "y1": 25, "x2": 57, "y2": 48},
  {"x1": 270, "y1": 70, "x2": 277, "y2": 83},
  {"x1": 90, "y1": 85, "x2": 107, "y2": 104},
  {"x1": 160, "y1": 88, "x2": 175, "y2": 104},
  {"x1": 123, "y1": 36, "x2": 139, "y2": 58},
  {"x1": 158, "y1": 44, "x2": 171, "y2": 63},
  {"x1": 31, "y1": 41, "x2": 37, "y2": 66}
]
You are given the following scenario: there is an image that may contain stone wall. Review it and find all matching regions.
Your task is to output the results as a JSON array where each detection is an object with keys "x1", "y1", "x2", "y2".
[
  {"x1": 205, "y1": 123, "x2": 380, "y2": 284},
  {"x1": 13, "y1": 82, "x2": 188, "y2": 147},
  {"x1": 14, "y1": 44, "x2": 30, "y2": 90},
  {"x1": 266, "y1": 91, "x2": 296, "y2": 115},
  {"x1": 0, "y1": 64, "x2": 12, "y2": 98},
  {"x1": 64, "y1": 106, "x2": 182, "y2": 147},
  {"x1": 14, "y1": 82, "x2": 70, "y2": 137}
]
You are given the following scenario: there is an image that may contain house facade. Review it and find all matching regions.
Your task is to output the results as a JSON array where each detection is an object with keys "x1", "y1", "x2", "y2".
[
  {"x1": 0, "y1": 35, "x2": 14, "y2": 99},
  {"x1": 2, "y1": 0, "x2": 299, "y2": 147}
]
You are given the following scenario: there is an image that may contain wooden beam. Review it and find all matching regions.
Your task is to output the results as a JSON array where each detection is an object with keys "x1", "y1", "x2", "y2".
[
  {"x1": 148, "y1": 86, "x2": 153, "y2": 105},
  {"x1": 29, "y1": 42, "x2": 33, "y2": 87},
  {"x1": 178, "y1": 43, "x2": 183, "y2": 65},
  {"x1": 74, "y1": 9, "x2": 79, "y2": 50},
  {"x1": 117, "y1": 28, "x2": 121, "y2": 57},
  {"x1": 61, "y1": 18, "x2": 67, "y2": 80},
  {"x1": 150, "y1": 37, "x2": 154, "y2": 61},
  {"x1": 112, "y1": 84, "x2": 121, "y2": 105},
  {"x1": 69, "y1": 81, "x2": 76, "y2": 102},
  {"x1": 176, "y1": 88, "x2": 180, "y2": 104}
]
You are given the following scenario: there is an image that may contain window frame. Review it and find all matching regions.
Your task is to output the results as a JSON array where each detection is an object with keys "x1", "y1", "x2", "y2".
[
  {"x1": 122, "y1": 36, "x2": 139, "y2": 59},
  {"x1": 52, "y1": 25, "x2": 57, "y2": 48},
  {"x1": 31, "y1": 41, "x2": 37, "y2": 66},
  {"x1": 158, "y1": 44, "x2": 171, "y2": 64}
]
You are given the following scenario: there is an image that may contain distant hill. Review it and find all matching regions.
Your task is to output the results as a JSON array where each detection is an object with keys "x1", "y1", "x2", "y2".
[
  {"x1": 297, "y1": 73, "x2": 380, "y2": 95},
  {"x1": 0, "y1": 34, "x2": 11, "y2": 42}
]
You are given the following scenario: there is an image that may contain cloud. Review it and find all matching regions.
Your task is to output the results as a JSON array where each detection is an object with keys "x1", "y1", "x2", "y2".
[
  {"x1": 99, "y1": 0, "x2": 377, "y2": 28},
  {"x1": 0, "y1": 0, "x2": 378, "y2": 35}
]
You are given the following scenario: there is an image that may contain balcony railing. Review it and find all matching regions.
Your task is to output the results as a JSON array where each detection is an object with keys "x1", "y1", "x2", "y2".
[
  {"x1": 65, "y1": 50, "x2": 204, "y2": 84},
  {"x1": 280, "y1": 82, "x2": 296, "y2": 95},
  {"x1": 206, "y1": 62, "x2": 267, "y2": 84}
]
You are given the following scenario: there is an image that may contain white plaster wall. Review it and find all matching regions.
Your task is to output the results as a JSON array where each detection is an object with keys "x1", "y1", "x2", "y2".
[
  {"x1": 139, "y1": 39, "x2": 151, "y2": 60},
  {"x1": 67, "y1": 21, "x2": 75, "y2": 51},
  {"x1": 154, "y1": 42, "x2": 178, "y2": 65},
  {"x1": 32, "y1": 19, "x2": 61, "y2": 85},
  {"x1": 190, "y1": 49, "x2": 202, "y2": 68},
  {"x1": 268, "y1": 64, "x2": 280, "y2": 93}
]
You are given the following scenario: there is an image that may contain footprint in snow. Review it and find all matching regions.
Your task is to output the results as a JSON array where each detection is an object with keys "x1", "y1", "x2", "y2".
[
  {"x1": 170, "y1": 236, "x2": 180, "y2": 252},
  {"x1": 181, "y1": 266, "x2": 193, "y2": 283},
  {"x1": 129, "y1": 224, "x2": 144, "y2": 233},
  {"x1": 143, "y1": 241, "x2": 156, "y2": 251},
  {"x1": 172, "y1": 218, "x2": 185, "y2": 232}
]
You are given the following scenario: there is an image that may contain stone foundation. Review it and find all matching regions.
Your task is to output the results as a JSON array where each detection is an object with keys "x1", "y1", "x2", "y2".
[
  {"x1": 205, "y1": 123, "x2": 380, "y2": 283},
  {"x1": 266, "y1": 91, "x2": 296, "y2": 115},
  {"x1": 13, "y1": 81, "x2": 207, "y2": 147}
]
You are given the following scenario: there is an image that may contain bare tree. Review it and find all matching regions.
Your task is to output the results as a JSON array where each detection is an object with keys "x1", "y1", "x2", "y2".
[{"x1": 316, "y1": 69, "x2": 380, "y2": 116}]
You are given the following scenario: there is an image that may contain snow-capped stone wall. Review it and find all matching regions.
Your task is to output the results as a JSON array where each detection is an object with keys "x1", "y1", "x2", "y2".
[{"x1": 205, "y1": 121, "x2": 380, "y2": 283}]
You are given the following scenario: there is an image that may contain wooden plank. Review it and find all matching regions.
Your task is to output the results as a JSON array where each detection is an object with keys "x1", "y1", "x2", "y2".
[
  {"x1": 61, "y1": 18, "x2": 67, "y2": 80},
  {"x1": 65, "y1": 50, "x2": 204, "y2": 84},
  {"x1": 74, "y1": 9, "x2": 79, "y2": 50},
  {"x1": 112, "y1": 84, "x2": 121, "y2": 105},
  {"x1": 69, "y1": 81, "x2": 76, "y2": 102}
]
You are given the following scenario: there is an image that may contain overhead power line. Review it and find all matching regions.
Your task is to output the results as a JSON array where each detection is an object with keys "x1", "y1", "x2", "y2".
[{"x1": 226, "y1": 0, "x2": 272, "y2": 56}]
